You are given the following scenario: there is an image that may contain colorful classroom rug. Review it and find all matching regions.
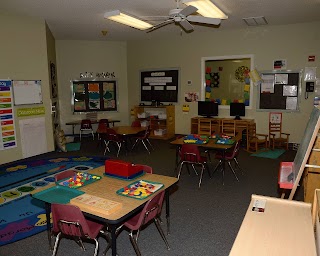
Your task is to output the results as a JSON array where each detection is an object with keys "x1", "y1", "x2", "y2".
[
  {"x1": 251, "y1": 149, "x2": 286, "y2": 159},
  {"x1": 0, "y1": 155, "x2": 108, "y2": 246}
]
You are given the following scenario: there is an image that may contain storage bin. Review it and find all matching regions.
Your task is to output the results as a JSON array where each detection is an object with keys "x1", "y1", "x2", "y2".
[
  {"x1": 154, "y1": 129, "x2": 167, "y2": 136},
  {"x1": 141, "y1": 120, "x2": 150, "y2": 127},
  {"x1": 137, "y1": 112, "x2": 149, "y2": 118}
]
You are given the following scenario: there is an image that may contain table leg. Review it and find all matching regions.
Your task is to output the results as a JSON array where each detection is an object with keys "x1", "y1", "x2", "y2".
[
  {"x1": 222, "y1": 149, "x2": 226, "y2": 185},
  {"x1": 45, "y1": 202, "x2": 53, "y2": 251},
  {"x1": 110, "y1": 224, "x2": 117, "y2": 256},
  {"x1": 72, "y1": 125, "x2": 75, "y2": 135},
  {"x1": 165, "y1": 190, "x2": 171, "y2": 235}
]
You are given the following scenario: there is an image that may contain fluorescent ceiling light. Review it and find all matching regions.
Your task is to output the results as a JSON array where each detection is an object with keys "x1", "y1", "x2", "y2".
[
  {"x1": 104, "y1": 10, "x2": 153, "y2": 30},
  {"x1": 182, "y1": 0, "x2": 228, "y2": 19}
]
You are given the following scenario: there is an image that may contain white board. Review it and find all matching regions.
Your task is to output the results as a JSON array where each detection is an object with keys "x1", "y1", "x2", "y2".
[{"x1": 12, "y1": 80, "x2": 42, "y2": 105}]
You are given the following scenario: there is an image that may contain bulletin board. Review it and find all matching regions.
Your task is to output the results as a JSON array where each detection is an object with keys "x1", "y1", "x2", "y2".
[
  {"x1": 258, "y1": 70, "x2": 302, "y2": 111},
  {"x1": 140, "y1": 68, "x2": 179, "y2": 103},
  {"x1": 12, "y1": 80, "x2": 43, "y2": 105},
  {"x1": 72, "y1": 80, "x2": 117, "y2": 113}
]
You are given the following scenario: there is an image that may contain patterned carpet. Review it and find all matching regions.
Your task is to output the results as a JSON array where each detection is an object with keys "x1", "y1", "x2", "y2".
[{"x1": 0, "y1": 155, "x2": 108, "y2": 246}]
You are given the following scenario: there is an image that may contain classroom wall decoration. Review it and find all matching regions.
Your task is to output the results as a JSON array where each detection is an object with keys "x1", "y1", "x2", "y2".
[
  {"x1": 140, "y1": 68, "x2": 179, "y2": 103},
  {"x1": 12, "y1": 80, "x2": 42, "y2": 105},
  {"x1": 72, "y1": 80, "x2": 117, "y2": 113},
  {"x1": 258, "y1": 70, "x2": 301, "y2": 111},
  {"x1": 0, "y1": 80, "x2": 17, "y2": 150}
]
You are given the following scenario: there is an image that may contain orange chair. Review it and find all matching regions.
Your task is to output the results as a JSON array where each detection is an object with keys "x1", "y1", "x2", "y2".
[
  {"x1": 80, "y1": 119, "x2": 94, "y2": 141},
  {"x1": 176, "y1": 144, "x2": 211, "y2": 188},
  {"x1": 51, "y1": 203, "x2": 110, "y2": 256}
]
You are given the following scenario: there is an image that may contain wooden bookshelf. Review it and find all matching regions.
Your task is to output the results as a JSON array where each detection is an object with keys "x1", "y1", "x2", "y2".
[{"x1": 133, "y1": 105, "x2": 175, "y2": 140}]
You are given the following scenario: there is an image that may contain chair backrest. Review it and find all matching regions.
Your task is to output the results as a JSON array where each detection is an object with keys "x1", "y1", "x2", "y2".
[
  {"x1": 54, "y1": 170, "x2": 77, "y2": 182},
  {"x1": 132, "y1": 191, "x2": 165, "y2": 230},
  {"x1": 269, "y1": 112, "x2": 282, "y2": 136},
  {"x1": 222, "y1": 120, "x2": 236, "y2": 136},
  {"x1": 134, "y1": 164, "x2": 153, "y2": 174},
  {"x1": 51, "y1": 203, "x2": 93, "y2": 238},
  {"x1": 180, "y1": 144, "x2": 201, "y2": 162},
  {"x1": 225, "y1": 140, "x2": 241, "y2": 160},
  {"x1": 105, "y1": 128, "x2": 122, "y2": 141},
  {"x1": 97, "y1": 119, "x2": 109, "y2": 133},
  {"x1": 81, "y1": 119, "x2": 92, "y2": 129},
  {"x1": 131, "y1": 120, "x2": 141, "y2": 127}
]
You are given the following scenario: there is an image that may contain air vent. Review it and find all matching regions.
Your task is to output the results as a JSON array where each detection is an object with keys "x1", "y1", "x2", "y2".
[{"x1": 243, "y1": 16, "x2": 268, "y2": 26}]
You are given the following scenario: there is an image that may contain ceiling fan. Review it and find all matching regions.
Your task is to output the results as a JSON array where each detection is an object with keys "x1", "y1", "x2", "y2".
[{"x1": 144, "y1": 2, "x2": 222, "y2": 32}]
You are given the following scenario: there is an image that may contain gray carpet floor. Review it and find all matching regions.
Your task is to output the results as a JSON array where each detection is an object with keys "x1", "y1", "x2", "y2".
[{"x1": 0, "y1": 137, "x2": 300, "y2": 256}]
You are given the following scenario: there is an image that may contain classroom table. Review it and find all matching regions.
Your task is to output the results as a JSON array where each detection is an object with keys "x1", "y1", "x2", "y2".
[
  {"x1": 170, "y1": 131, "x2": 243, "y2": 178},
  {"x1": 230, "y1": 194, "x2": 317, "y2": 256},
  {"x1": 65, "y1": 119, "x2": 120, "y2": 135},
  {"x1": 32, "y1": 166, "x2": 178, "y2": 256}
]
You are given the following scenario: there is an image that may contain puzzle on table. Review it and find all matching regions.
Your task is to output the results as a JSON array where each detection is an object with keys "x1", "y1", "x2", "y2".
[
  {"x1": 58, "y1": 172, "x2": 102, "y2": 188},
  {"x1": 116, "y1": 180, "x2": 164, "y2": 200}
]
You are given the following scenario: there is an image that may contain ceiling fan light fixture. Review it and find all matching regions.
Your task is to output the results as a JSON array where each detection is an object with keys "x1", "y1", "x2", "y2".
[
  {"x1": 182, "y1": 0, "x2": 228, "y2": 19},
  {"x1": 104, "y1": 10, "x2": 153, "y2": 30}
]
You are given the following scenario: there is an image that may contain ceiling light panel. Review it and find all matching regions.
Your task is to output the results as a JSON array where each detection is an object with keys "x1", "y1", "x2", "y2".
[
  {"x1": 182, "y1": 0, "x2": 228, "y2": 19},
  {"x1": 104, "y1": 10, "x2": 153, "y2": 30}
]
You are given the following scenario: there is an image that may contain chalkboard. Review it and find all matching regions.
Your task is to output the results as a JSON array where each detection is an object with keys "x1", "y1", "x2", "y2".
[
  {"x1": 140, "y1": 68, "x2": 179, "y2": 103},
  {"x1": 289, "y1": 107, "x2": 320, "y2": 199},
  {"x1": 12, "y1": 80, "x2": 43, "y2": 105},
  {"x1": 258, "y1": 70, "x2": 301, "y2": 111}
]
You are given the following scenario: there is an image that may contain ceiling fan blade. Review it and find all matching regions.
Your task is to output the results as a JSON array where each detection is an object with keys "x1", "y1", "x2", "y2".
[
  {"x1": 179, "y1": 19, "x2": 194, "y2": 32},
  {"x1": 187, "y1": 16, "x2": 221, "y2": 25},
  {"x1": 146, "y1": 19, "x2": 174, "y2": 33},
  {"x1": 179, "y1": 5, "x2": 198, "y2": 17}
]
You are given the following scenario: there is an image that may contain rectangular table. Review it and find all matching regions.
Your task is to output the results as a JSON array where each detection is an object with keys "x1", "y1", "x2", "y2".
[
  {"x1": 32, "y1": 166, "x2": 178, "y2": 256},
  {"x1": 230, "y1": 194, "x2": 317, "y2": 256},
  {"x1": 66, "y1": 119, "x2": 120, "y2": 135},
  {"x1": 170, "y1": 131, "x2": 243, "y2": 175}
]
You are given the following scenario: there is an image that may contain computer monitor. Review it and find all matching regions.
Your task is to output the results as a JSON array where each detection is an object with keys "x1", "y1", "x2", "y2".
[
  {"x1": 230, "y1": 102, "x2": 245, "y2": 120},
  {"x1": 198, "y1": 101, "x2": 219, "y2": 118}
]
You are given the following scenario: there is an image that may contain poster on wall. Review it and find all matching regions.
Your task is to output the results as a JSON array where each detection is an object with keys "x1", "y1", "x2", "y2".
[{"x1": 0, "y1": 80, "x2": 17, "y2": 150}]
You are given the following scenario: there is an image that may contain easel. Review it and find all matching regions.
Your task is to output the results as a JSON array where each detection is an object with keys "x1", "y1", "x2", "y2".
[{"x1": 278, "y1": 107, "x2": 320, "y2": 200}]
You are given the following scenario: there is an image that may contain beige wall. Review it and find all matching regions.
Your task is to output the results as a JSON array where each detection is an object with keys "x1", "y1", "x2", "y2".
[
  {"x1": 0, "y1": 12, "x2": 54, "y2": 164},
  {"x1": 55, "y1": 40, "x2": 129, "y2": 135},
  {"x1": 127, "y1": 22, "x2": 320, "y2": 143}
]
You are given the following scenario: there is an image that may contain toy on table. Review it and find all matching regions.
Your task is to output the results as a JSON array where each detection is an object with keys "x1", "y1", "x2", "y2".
[
  {"x1": 117, "y1": 180, "x2": 164, "y2": 200},
  {"x1": 183, "y1": 134, "x2": 209, "y2": 144},
  {"x1": 59, "y1": 172, "x2": 101, "y2": 188},
  {"x1": 104, "y1": 159, "x2": 145, "y2": 180}
]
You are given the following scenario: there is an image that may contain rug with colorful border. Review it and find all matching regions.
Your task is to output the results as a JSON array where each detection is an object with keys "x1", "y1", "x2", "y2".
[{"x1": 0, "y1": 156, "x2": 108, "y2": 246}]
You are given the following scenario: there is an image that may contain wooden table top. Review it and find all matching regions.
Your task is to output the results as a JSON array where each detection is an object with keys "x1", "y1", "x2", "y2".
[
  {"x1": 230, "y1": 195, "x2": 316, "y2": 256},
  {"x1": 76, "y1": 166, "x2": 178, "y2": 221},
  {"x1": 112, "y1": 126, "x2": 145, "y2": 135},
  {"x1": 170, "y1": 131, "x2": 243, "y2": 150},
  {"x1": 66, "y1": 119, "x2": 120, "y2": 125}
]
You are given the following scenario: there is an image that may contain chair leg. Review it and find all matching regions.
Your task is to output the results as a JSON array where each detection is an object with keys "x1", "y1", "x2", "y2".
[
  {"x1": 116, "y1": 142, "x2": 122, "y2": 157},
  {"x1": 141, "y1": 140, "x2": 151, "y2": 154},
  {"x1": 191, "y1": 164, "x2": 199, "y2": 176},
  {"x1": 93, "y1": 238, "x2": 99, "y2": 256},
  {"x1": 146, "y1": 138, "x2": 154, "y2": 150},
  {"x1": 129, "y1": 231, "x2": 142, "y2": 256},
  {"x1": 104, "y1": 140, "x2": 110, "y2": 155},
  {"x1": 52, "y1": 232, "x2": 62, "y2": 256},
  {"x1": 154, "y1": 218, "x2": 170, "y2": 250},
  {"x1": 177, "y1": 162, "x2": 184, "y2": 179},
  {"x1": 131, "y1": 139, "x2": 139, "y2": 150},
  {"x1": 234, "y1": 158, "x2": 244, "y2": 175},
  {"x1": 198, "y1": 165, "x2": 205, "y2": 188},
  {"x1": 227, "y1": 161, "x2": 239, "y2": 181}
]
